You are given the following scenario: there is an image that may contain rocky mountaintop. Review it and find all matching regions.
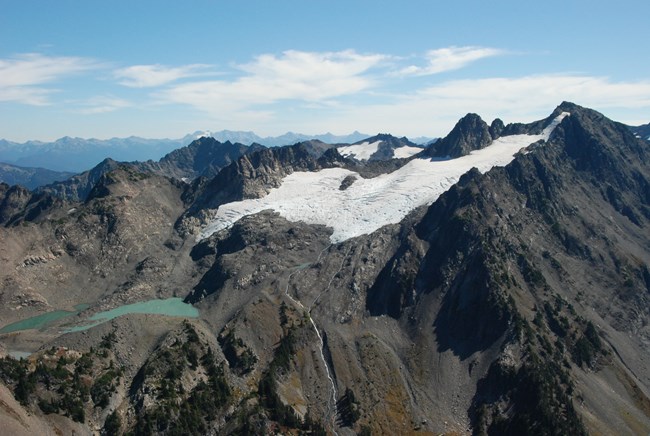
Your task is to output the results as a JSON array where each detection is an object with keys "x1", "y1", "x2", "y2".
[
  {"x1": 141, "y1": 137, "x2": 252, "y2": 180},
  {"x1": 37, "y1": 157, "x2": 122, "y2": 202},
  {"x1": 0, "y1": 102, "x2": 648, "y2": 435},
  {"x1": 426, "y1": 113, "x2": 495, "y2": 158},
  {"x1": 337, "y1": 133, "x2": 424, "y2": 161},
  {"x1": 426, "y1": 106, "x2": 577, "y2": 159}
]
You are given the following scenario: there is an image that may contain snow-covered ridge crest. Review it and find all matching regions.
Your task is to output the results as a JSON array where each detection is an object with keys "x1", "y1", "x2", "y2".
[
  {"x1": 198, "y1": 112, "x2": 570, "y2": 243},
  {"x1": 393, "y1": 145, "x2": 424, "y2": 159},
  {"x1": 337, "y1": 140, "x2": 382, "y2": 160}
]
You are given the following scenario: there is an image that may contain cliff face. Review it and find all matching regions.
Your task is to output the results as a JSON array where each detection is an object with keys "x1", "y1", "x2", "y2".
[{"x1": 1, "y1": 103, "x2": 649, "y2": 435}]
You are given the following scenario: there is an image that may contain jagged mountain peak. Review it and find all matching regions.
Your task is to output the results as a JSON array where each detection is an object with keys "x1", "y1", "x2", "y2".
[
  {"x1": 426, "y1": 105, "x2": 580, "y2": 161},
  {"x1": 159, "y1": 136, "x2": 250, "y2": 171},
  {"x1": 550, "y1": 103, "x2": 648, "y2": 184},
  {"x1": 426, "y1": 112, "x2": 493, "y2": 158},
  {"x1": 356, "y1": 133, "x2": 413, "y2": 143},
  {"x1": 287, "y1": 139, "x2": 335, "y2": 158},
  {"x1": 489, "y1": 118, "x2": 505, "y2": 139}
]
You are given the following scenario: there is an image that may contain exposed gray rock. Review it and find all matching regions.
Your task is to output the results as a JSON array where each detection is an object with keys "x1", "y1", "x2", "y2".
[{"x1": 426, "y1": 113, "x2": 493, "y2": 158}]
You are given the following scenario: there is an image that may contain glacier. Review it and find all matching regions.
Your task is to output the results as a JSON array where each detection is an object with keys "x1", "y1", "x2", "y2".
[
  {"x1": 199, "y1": 113, "x2": 570, "y2": 244},
  {"x1": 337, "y1": 141, "x2": 382, "y2": 160},
  {"x1": 393, "y1": 145, "x2": 424, "y2": 159}
]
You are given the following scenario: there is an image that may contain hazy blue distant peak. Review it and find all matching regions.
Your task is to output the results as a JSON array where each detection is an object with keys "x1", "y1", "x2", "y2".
[
  {"x1": 410, "y1": 136, "x2": 438, "y2": 145},
  {"x1": 190, "y1": 130, "x2": 371, "y2": 147},
  {"x1": 0, "y1": 130, "x2": 374, "y2": 172},
  {"x1": 0, "y1": 136, "x2": 190, "y2": 172}
]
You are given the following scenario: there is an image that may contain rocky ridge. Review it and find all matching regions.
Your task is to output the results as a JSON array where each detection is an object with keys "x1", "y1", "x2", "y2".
[
  {"x1": 36, "y1": 138, "x2": 257, "y2": 202},
  {"x1": 338, "y1": 134, "x2": 423, "y2": 161}
]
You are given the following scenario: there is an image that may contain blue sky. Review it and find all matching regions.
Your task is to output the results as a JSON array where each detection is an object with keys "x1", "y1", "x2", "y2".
[{"x1": 1, "y1": 0, "x2": 649, "y2": 142}]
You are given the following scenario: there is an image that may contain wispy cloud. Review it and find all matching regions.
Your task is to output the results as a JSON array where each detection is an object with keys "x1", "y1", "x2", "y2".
[
  {"x1": 322, "y1": 74, "x2": 650, "y2": 136},
  {"x1": 158, "y1": 50, "x2": 388, "y2": 116},
  {"x1": 398, "y1": 46, "x2": 506, "y2": 76},
  {"x1": 0, "y1": 53, "x2": 99, "y2": 105},
  {"x1": 114, "y1": 64, "x2": 215, "y2": 88},
  {"x1": 415, "y1": 74, "x2": 650, "y2": 114},
  {"x1": 4, "y1": 49, "x2": 650, "y2": 140},
  {"x1": 76, "y1": 96, "x2": 131, "y2": 114}
]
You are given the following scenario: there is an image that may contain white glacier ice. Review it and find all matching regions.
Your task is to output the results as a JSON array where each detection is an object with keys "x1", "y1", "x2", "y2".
[
  {"x1": 198, "y1": 113, "x2": 570, "y2": 244},
  {"x1": 393, "y1": 145, "x2": 424, "y2": 159},
  {"x1": 337, "y1": 140, "x2": 382, "y2": 160}
]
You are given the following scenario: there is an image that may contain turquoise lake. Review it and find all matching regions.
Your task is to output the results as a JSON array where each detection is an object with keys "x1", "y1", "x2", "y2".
[
  {"x1": 0, "y1": 299, "x2": 198, "y2": 335},
  {"x1": 0, "y1": 304, "x2": 89, "y2": 334},
  {"x1": 63, "y1": 298, "x2": 198, "y2": 333}
]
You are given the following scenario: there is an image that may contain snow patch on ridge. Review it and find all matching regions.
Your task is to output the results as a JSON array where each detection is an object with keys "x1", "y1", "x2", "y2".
[
  {"x1": 337, "y1": 141, "x2": 382, "y2": 160},
  {"x1": 393, "y1": 145, "x2": 424, "y2": 159},
  {"x1": 199, "y1": 112, "x2": 570, "y2": 243}
]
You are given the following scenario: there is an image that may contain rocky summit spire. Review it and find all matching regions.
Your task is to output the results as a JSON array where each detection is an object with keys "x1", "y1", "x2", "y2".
[{"x1": 425, "y1": 113, "x2": 492, "y2": 158}]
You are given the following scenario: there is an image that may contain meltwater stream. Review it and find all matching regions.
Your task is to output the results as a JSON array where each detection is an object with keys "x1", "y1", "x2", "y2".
[{"x1": 283, "y1": 244, "x2": 349, "y2": 435}]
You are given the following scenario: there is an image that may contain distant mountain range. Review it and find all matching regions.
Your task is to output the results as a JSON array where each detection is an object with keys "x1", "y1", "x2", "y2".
[
  {"x1": 0, "y1": 162, "x2": 74, "y2": 190},
  {"x1": 0, "y1": 130, "x2": 383, "y2": 174},
  {"x1": 0, "y1": 136, "x2": 191, "y2": 173},
  {"x1": 203, "y1": 130, "x2": 374, "y2": 147}
]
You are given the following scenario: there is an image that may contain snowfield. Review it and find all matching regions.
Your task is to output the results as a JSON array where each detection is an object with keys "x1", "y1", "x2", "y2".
[
  {"x1": 199, "y1": 113, "x2": 570, "y2": 243},
  {"x1": 393, "y1": 145, "x2": 424, "y2": 159},
  {"x1": 337, "y1": 141, "x2": 382, "y2": 160}
]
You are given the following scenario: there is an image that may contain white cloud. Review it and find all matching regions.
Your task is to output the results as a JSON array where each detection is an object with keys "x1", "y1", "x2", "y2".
[
  {"x1": 416, "y1": 74, "x2": 650, "y2": 115},
  {"x1": 0, "y1": 53, "x2": 99, "y2": 105},
  {"x1": 299, "y1": 74, "x2": 650, "y2": 138},
  {"x1": 399, "y1": 46, "x2": 506, "y2": 76},
  {"x1": 114, "y1": 64, "x2": 214, "y2": 88},
  {"x1": 158, "y1": 50, "x2": 388, "y2": 116},
  {"x1": 6, "y1": 50, "x2": 649, "y2": 142},
  {"x1": 153, "y1": 69, "x2": 650, "y2": 138}
]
